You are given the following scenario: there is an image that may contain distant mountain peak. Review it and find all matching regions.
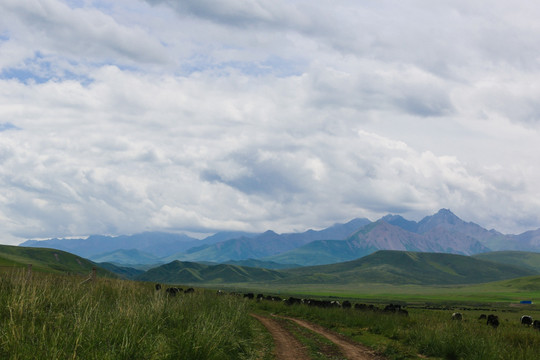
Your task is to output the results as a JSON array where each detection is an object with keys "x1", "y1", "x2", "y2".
[
  {"x1": 435, "y1": 208, "x2": 459, "y2": 218},
  {"x1": 260, "y1": 230, "x2": 279, "y2": 237},
  {"x1": 417, "y1": 208, "x2": 464, "y2": 231},
  {"x1": 331, "y1": 217, "x2": 371, "y2": 228},
  {"x1": 381, "y1": 214, "x2": 406, "y2": 222},
  {"x1": 381, "y1": 214, "x2": 419, "y2": 233}
]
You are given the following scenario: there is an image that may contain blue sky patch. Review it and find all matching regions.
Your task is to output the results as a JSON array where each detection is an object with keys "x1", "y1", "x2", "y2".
[
  {"x1": 1, "y1": 68, "x2": 50, "y2": 84},
  {"x1": 0, "y1": 123, "x2": 19, "y2": 132}
]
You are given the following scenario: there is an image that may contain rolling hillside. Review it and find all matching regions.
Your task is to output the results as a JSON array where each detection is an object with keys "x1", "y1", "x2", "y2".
[
  {"x1": 493, "y1": 275, "x2": 540, "y2": 291},
  {"x1": 0, "y1": 244, "x2": 115, "y2": 277},
  {"x1": 472, "y1": 251, "x2": 540, "y2": 273},
  {"x1": 278, "y1": 250, "x2": 536, "y2": 285},
  {"x1": 97, "y1": 262, "x2": 145, "y2": 279},
  {"x1": 136, "y1": 260, "x2": 287, "y2": 284},
  {"x1": 136, "y1": 250, "x2": 538, "y2": 286},
  {"x1": 224, "y1": 259, "x2": 301, "y2": 269}
]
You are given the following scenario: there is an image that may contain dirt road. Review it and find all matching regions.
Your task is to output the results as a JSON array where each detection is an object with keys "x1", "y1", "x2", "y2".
[
  {"x1": 279, "y1": 316, "x2": 383, "y2": 360},
  {"x1": 251, "y1": 313, "x2": 384, "y2": 360},
  {"x1": 250, "y1": 313, "x2": 310, "y2": 360}
]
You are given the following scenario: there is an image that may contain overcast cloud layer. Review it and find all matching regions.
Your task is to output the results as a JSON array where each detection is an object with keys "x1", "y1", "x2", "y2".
[{"x1": 1, "y1": 0, "x2": 540, "y2": 244}]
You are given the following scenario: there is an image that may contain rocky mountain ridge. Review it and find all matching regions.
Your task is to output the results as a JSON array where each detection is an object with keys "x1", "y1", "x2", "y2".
[{"x1": 20, "y1": 209, "x2": 540, "y2": 266}]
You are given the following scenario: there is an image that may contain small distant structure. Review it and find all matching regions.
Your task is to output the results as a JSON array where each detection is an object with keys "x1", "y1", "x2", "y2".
[{"x1": 520, "y1": 300, "x2": 533, "y2": 305}]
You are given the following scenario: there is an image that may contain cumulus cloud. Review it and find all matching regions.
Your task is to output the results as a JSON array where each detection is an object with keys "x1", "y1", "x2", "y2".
[
  {"x1": 0, "y1": 0, "x2": 168, "y2": 77},
  {"x1": 1, "y1": 0, "x2": 540, "y2": 244},
  {"x1": 146, "y1": 0, "x2": 310, "y2": 29}
]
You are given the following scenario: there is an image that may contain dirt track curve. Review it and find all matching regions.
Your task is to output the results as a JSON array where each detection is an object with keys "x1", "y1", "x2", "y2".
[
  {"x1": 250, "y1": 313, "x2": 310, "y2": 360},
  {"x1": 251, "y1": 313, "x2": 383, "y2": 360}
]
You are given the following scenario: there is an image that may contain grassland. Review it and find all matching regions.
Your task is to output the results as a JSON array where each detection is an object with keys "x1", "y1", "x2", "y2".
[
  {"x1": 0, "y1": 268, "x2": 539, "y2": 359},
  {"x1": 473, "y1": 251, "x2": 540, "y2": 273},
  {"x1": 251, "y1": 297, "x2": 540, "y2": 360},
  {"x1": 0, "y1": 244, "x2": 115, "y2": 277},
  {"x1": 134, "y1": 251, "x2": 538, "y2": 287},
  {"x1": 0, "y1": 270, "x2": 271, "y2": 360},
  {"x1": 195, "y1": 275, "x2": 540, "y2": 306},
  {"x1": 2, "y1": 244, "x2": 540, "y2": 359}
]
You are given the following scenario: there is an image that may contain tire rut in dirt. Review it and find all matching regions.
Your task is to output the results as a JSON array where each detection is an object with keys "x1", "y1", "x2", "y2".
[
  {"x1": 276, "y1": 315, "x2": 385, "y2": 360},
  {"x1": 251, "y1": 313, "x2": 311, "y2": 360}
]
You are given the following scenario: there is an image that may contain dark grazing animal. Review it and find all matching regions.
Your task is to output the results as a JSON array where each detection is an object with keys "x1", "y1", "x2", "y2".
[
  {"x1": 452, "y1": 312, "x2": 463, "y2": 320},
  {"x1": 184, "y1": 287, "x2": 195, "y2": 294},
  {"x1": 243, "y1": 293, "x2": 254, "y2": 299},
  {"x1": 354, "y1": 303, "x2": 378, "y2": 311},
  {"x1": 342, "y1": 300, "x2": 352, "y2": 309},
  {"x1": 285, "y1": 297, "x2": 302, "y2": 305},
  {"x1": 521, "y1": 315, "x2": 533, "y2": 326},
  {"x1": 533, "y1": 320, "x2": 540, "y2": 330},
  {"x1": 354, "y1": 303, "x2": 368, "y2": 310},
  {"x1": 166, "y1": 287, "x2": 182, "y2": 296},
  {"x1": 478, "y1": 314, "x2": 487, "y2": 320},
  {"x1": 487, "y1": 314, "x2": 499, "y2": 328},
  {"x1": 383, "y1": 304, "x2": 408, "y2": 316},
  {"x1": 384, "y1": 304, "x2": 404, "y2": 313},
  {"x1": 155, "y1": 283, "x2": 162, "y2": 291}
]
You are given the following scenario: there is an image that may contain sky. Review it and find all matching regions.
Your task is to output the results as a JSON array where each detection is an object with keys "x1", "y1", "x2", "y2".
[{"x1": 1, "y1": 0, "x2": 540, "y2": 245}]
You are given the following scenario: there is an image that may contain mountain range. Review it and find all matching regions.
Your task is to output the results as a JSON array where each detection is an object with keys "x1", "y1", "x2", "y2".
[
  {"x1": 19, "y1": 209, "x2": 540, "y2": 266},
  {"x1": 4, "y1": 241, "x2": 540, "y2": 286}
]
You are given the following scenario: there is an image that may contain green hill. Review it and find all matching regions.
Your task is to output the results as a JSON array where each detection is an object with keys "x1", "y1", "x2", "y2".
[
  {"x1": 0, "y1": 244, "x2": 115, "y2": 277},
  {"x1": 492, "y1": 275, "x2": 540, "y2": 291},
  {"x1": 136, "y1": 250, "x2": 537, "y2": 286},
  {"x1": 279, "y1": 250, "x2": 537, "y2": 285},
  {"x1": 225, "y1": 259, "x2": 301, "y2": 269},
  {"x1": 97, "y1": 262, "x2": 145, "y2": 279},
  {"x1": 472, "y1": 251, "x2": 540, "y2": 273},
  {"x1": 136, "y1": 260, "x2": 287, "y2": 284}
]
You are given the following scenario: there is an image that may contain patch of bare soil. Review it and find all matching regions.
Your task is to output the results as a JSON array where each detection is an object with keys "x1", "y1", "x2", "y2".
[
  {"x1": 277, "y1": 315, "x2": 385, "y2": 360},
  {"x1": 250, "y1": 313, "x2": 310, "y2": 360},
  {"x1": 274, "y1": 316, "x2": 345, "y2": 359}
]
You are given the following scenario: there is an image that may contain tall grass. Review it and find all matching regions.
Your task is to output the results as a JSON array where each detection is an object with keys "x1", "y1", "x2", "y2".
[
  {"x1": 253, "y1": 299, "x2": 540, "y2": 360},
  {"x1": 0, "y1": 271, "x2": 262, "y2": 359}
]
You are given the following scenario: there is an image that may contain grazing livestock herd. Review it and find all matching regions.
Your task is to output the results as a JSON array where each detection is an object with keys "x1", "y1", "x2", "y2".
[
  {"x1": 154, "y1": 284, "x2": 196, "y2": 296},
  {"x1": 451, "y1": 312, "x2": 540, "y2": 330},
  {"x1": 239, "y1": 291, "x2": 411, "y2": 316},
  {"x1": 154, "y1": 284, "x2": 540, "y2": 332}
]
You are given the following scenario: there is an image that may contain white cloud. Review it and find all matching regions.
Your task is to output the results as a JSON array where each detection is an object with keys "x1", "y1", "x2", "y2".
[
  {"x1": 0, "y1": 0, "x2": 168, "y2": 75},
  {"x1": 1, "y1": 0, "x2": 540, "y2": 245}
]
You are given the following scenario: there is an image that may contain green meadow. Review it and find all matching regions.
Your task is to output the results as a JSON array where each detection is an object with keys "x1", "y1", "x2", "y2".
[
  {"x1": 252, "y1": 299, "x2": 540, "y2": 360},
  {"x1": 1, "y1": 268, "x2": 539, "y2": 359},
  {"x1": 197, "y1": 275, "x2": 540, "y2": 305},
  {"x1": 1, "y1": 244, "x2": 539, "y2": 359},
  {"x1": 0, "y1": 270, "x2": 270, "y2": 360}
]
